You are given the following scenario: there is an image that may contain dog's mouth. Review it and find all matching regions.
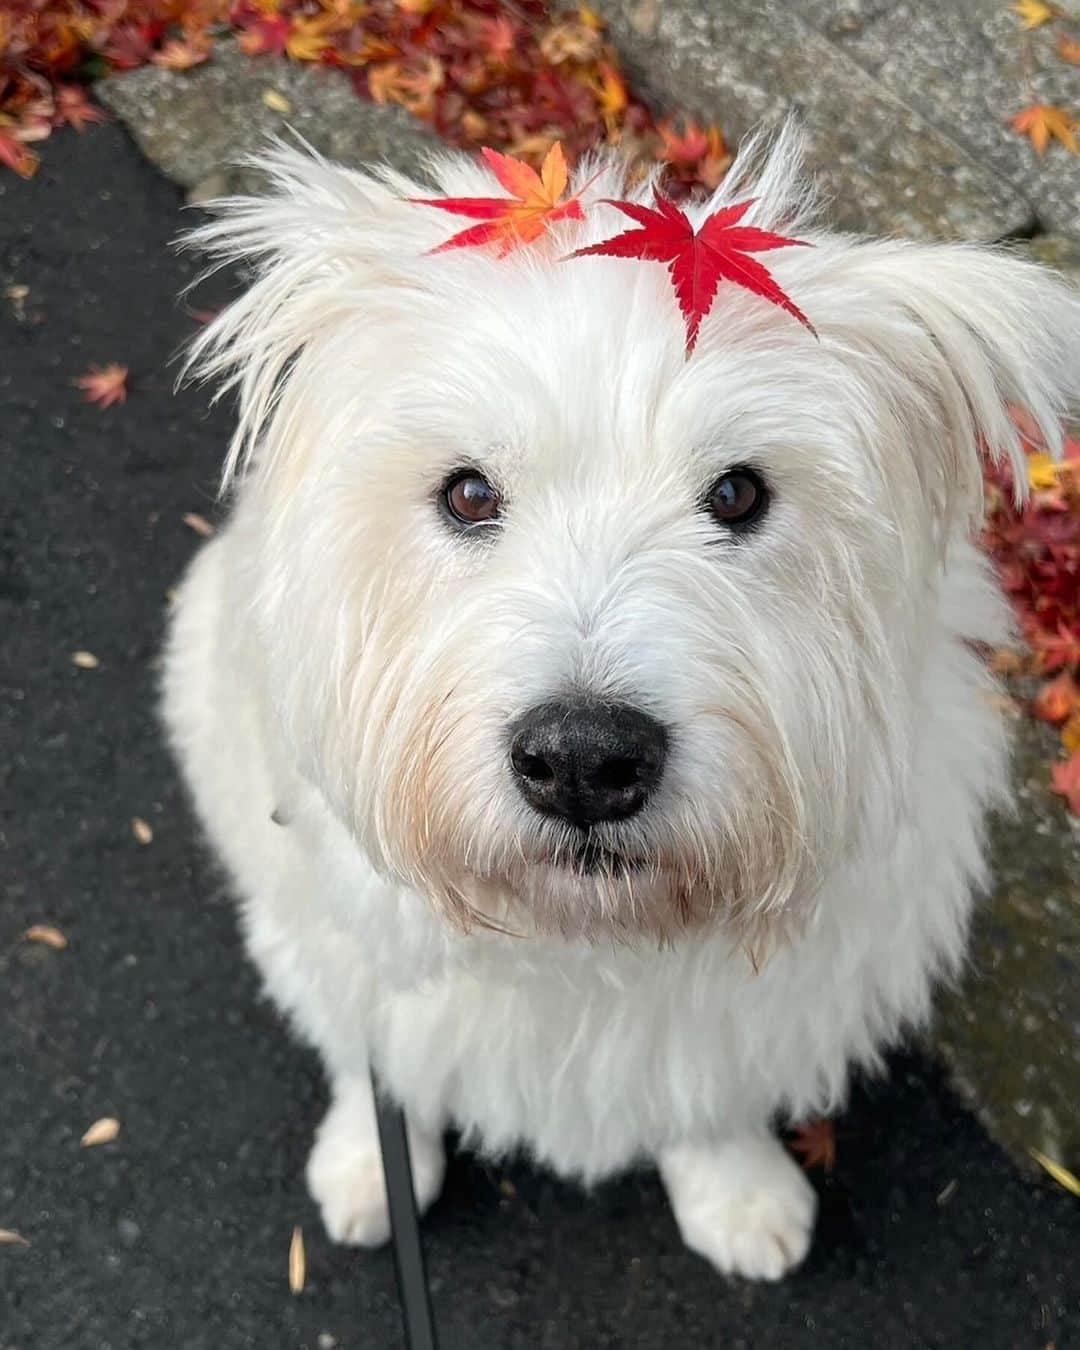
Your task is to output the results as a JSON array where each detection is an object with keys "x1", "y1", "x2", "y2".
[{"x1": 561, "y1": 838, "x2": 648, "y2": 876}]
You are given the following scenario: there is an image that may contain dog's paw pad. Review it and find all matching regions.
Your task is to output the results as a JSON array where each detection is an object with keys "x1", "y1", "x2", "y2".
[{"x1": 662, "y1": 1136, "x2": 817, "y2": 1282}]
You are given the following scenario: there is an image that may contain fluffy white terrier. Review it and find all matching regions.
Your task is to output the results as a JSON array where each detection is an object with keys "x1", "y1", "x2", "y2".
[{"x1": 163, "y1": 127, "x2": 1079, "y2": 1281}]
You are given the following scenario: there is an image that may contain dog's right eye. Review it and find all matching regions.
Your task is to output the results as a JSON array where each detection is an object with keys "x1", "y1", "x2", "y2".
[{"x1": 441, "y1": 470, "x2": 501, "y2": 530}]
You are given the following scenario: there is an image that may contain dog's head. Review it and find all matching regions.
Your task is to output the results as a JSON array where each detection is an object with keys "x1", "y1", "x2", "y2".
[{"x1": 188, "y1": 129, "x2": 1079, "y2": 945}]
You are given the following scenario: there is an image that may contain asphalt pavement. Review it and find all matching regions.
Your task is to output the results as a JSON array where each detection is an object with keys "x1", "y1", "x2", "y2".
[{"x1": 1, "y1": 121, "x2": 1077, "y2": 1350}]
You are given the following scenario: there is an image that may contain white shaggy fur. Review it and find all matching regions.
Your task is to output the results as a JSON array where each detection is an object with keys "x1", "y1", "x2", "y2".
[{"x1": 163, "y1": 127, "x2": 1080, "y2": 1280}]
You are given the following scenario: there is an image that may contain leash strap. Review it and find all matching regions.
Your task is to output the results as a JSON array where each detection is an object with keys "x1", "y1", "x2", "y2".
[{"x1": 371, "y1": 1071, "x2": 439, "y2": 1350}]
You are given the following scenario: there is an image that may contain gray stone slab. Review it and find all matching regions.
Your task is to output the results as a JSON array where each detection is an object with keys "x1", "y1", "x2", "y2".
[
  {"x1": 590, "y1": 0, "x2": 1035, "y2": 239},
  {"x1": 933, "y1": 710, "x2": 1080, "y2": 1176},
  {"x1": 98, "y1": 43, "x2": 441, "y2": 199},
  {"x1": 791, "y1": 0, "x2": 1080, "y2": 238}
]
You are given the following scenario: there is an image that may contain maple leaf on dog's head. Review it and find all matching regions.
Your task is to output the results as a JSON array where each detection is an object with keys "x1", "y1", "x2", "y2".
[
  {"x1": 412, "y1": 142, "x2": 588, "y2": 257},
  {"x1": 73, "y1": 362, "x2": 128, "y2": 408},
  {"x1": 1011, "y1": 103, "x2": 1078, "y2": 155},
  {"x1": 569, "y1": 194, "x2": 813, "y2": 352}
]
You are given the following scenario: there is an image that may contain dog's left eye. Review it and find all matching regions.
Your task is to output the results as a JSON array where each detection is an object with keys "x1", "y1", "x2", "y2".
[
  {"x1": 441, "y1": 470, "x2": 501, "y2": 530},
  {"x1": 705, "y1": 468, "x2": 769, "y2": 531}
]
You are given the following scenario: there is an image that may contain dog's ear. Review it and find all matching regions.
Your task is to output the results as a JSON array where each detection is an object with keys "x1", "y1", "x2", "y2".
[
  {"x1": 182, "y1": 142, "x2": 441, "y2": 492},
  {"x1": 817, "y1": 240, "x2": 1080, "y2": 529}
]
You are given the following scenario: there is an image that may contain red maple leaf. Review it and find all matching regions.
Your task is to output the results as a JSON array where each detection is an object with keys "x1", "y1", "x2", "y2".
[
  {"x1": 411, "y1": 142, "x2": 588, "y2": 256},
  {"x1": 788, "y1": 1117, "x2": 836, "y2": 1173},
  {"x1": 568, "y1": 194, "x2": 814, "y2": 351},
  {"x1": 73, "y1": 362, "x2": 128, "y2": 409}
]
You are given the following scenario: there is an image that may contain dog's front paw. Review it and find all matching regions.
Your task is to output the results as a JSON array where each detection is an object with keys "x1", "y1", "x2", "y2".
[
  {"x1": 306, "y1": 1079, "x2": 445, "y2": 1247},
  {"x1": 660, "y1": 1136, "x2": 817, "y2": 1281}
]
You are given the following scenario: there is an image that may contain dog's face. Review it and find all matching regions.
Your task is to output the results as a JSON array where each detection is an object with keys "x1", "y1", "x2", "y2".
[{"x1": 192, "y1": 134, "x2": 1077, "y2": 942}]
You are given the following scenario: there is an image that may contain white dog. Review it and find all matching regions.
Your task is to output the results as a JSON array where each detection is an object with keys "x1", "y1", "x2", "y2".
[{"x1": 163, "y1": 127, "x2": 1079, "y2": 1281}]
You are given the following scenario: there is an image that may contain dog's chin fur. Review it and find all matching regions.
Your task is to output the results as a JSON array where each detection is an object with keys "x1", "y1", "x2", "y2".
[{"x1": 163, "y1": 125, "x2": 1080, "y2": 1278}]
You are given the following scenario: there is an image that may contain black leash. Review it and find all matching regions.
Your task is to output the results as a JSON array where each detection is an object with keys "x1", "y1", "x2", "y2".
[{"x1": 371, "y1": 1071, "x2": 440, "y2": 1350}]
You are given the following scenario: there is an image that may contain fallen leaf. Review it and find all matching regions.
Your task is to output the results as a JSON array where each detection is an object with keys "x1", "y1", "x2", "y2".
[
  {"x1": 151, "y1": 35, "x2": 212, "y2": 70},
  {"x1": 131, "y1": 817, "x2": 153, "y2": 845},
  {"x1": 0, "y1": 132, "x2": 40, "y2": 179},
  {"x1": 261, "y1": 88, "x2": 292, "y2": 114},
  {"x1": 0, "y1": 1230, "x2": 30, "y2": 1247},
  {"x1": 24, "y1": 924, "x2": 68, "y2": 949},
  {"x1": 1010, "y1": 103, "x2": 1079, "y2": 155},
  {"x1": 288, "y1": 1226, "x2": 305, "y2": 1294},
  {"x1": 789, "y1": 1117, "x2": 836, "y2": 1172},
  {"x1": 569, "y1": 194, "x2": 814, "y2": 351},
  {"x1": 182, "y1": 512, "x2": 214, "y2": 537},
  {"x1": 412, "y1": 142, "x2": 588, "y2": 256},
  {"x1": 1028, "y1": 453, "x2": 1062, "y2": 492},
  {"x1": 1062, "y1": 711, "x2": 1080, "y2": 753},
  {"x1": 1050, "y1": 750, "x2": 1080, "y2": 813},
  {"x1": 1029, "y1": 1146, "x2": 1080, "y2": 1196},
  {"x1": 81, "y1": 1117, "x2": 120, "y2": 1147},
  {"x1": 73, "y1": 362, "x2": 128, "y2": 409},
  {"x1": 1032, "y1": 670, "x2": 1080, "y2": 723},
  {"x1": 1011, "y1": 0, "x2": 1060, "y2": 28},
  {"x1": 53, "y1": 85, "x2": 107, "y2": 133},
  {"x1": 1059, "y1": 33, "x2": 1080, "y2": 63},
  {"x1": 71, "y1": 650, "x2": 100, "y2": 669}
]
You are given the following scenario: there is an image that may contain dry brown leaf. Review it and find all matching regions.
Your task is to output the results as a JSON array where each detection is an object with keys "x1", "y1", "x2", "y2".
[
  {"x1": 81, "y1": 1117, "x2": 120, "y2": 1147},
  {"x1": 24, "y1": 924, "x2": 68, "y2": 950},
  {"x1": 71, "y1": 650, "x2": 100, "y2": 669},
  {"x1": 1059, "y1": 33, "x2": 1080, "y2": 63},
  {"x1": 182, "y1": 512, "x2": 214, "y2": 537},
  {"x1": 288, "y1": 1225, "x2": 305, "y2": 1294},
  {"x1": 0, "y1": 1229, "x2": 30, "y2": 1247},
  {"x1": 131, "y1": 817, "x2": 154, "y2": 845}
]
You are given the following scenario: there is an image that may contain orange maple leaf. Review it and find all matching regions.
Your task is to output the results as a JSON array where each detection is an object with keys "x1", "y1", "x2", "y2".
[
  {"x1": 73, "y1": 363, "x2": 128, "y2": 409},
  {"x1": 53, "y1": 85, "x2": 107, "y2": 132},
  {"x1": 412, "y1": 142, "x2": 589, "y2": 256},
  {"x1": 789, "y1": 1117, "x2": 836, "y2": 1172},
  {"x1": 1011, "y1": 103, "x2": 1079, "y2": 154},
  {"x1": 1050, "y1": 750, "x2": 1080, "y2": 813},
  {"x1": 152, "y1": 35, "x2": 212, "y2": 70},
  {"x1": 1032, "y1": 670, "x2": 1080, "y2": 724}
]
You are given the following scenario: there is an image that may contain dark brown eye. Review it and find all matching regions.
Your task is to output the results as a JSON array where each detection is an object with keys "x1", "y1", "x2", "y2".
[
  {"x1": 442, "y1": 470, "x2": 501, "y2": 529},
  {"x1": 706, "y1": 468, "x2": 769, "y2": 530}
]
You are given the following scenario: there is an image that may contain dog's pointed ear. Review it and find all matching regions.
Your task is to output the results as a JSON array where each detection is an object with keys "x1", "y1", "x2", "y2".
[
  {"x1": 819, "y1": 240, "x2": 1080, "y2": 530},
  {"x1": 181, "y1": 143, "x2": 441, "y2": 493}
]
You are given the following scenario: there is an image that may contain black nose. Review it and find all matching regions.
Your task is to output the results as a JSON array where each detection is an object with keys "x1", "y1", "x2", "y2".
[{"x1": 508, "y1": 699, "x2": 668, "y2": 828}]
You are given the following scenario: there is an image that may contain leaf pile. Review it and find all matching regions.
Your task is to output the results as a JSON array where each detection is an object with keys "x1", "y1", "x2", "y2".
[
  {"x1": 982, "y1": 425, "x2": 1080, "y2": 811},
  {"x1": 0, "y1": 1, "x2": 729, "y2": 187},
  {"x1": 1007, "y1": 0, "x2": 1080, "y2": 156}
]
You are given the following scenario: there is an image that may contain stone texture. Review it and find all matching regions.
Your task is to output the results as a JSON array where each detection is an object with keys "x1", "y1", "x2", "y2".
[
  {"x1": 98, "y1": 43, "x2": 441, "y2": 197},
  {"x1": 791, "y1": 0, "x2": 1080, "y2": 238},
  {"x1": 933, "y1": 709, "x2": 1080, "y2": 1176},
  {"x1": 590, "y1": 0, "x2": 1035, "y2": 239}
]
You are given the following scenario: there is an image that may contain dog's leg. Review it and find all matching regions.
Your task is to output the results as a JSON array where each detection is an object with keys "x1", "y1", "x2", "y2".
[
  {"x1": 306, "y1": 1074, "x2": 445, "y2": 1247},
  {"x1": 659, "y1": 1135, "x2": 817, "y2": 1281}
]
